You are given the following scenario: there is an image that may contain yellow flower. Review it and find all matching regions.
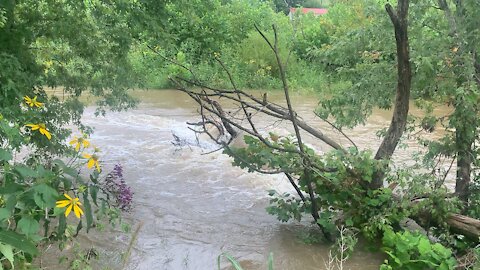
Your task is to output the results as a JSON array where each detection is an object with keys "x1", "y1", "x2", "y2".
[
  {"x1": 70, "y1": 136, "x2": 90, "y2": 151},
  {"x1": 25, "y1": 123, "x2": 51, "y2": 140},
  {"x1": 56, "y1": 193, "x2": 84, "y2": 218},
  {"x1": 24, "y1": 96, "x2": 43, "y2": 108},
  {"x1": 83, "y1": 153, "x2": 101, "y2": 172}
]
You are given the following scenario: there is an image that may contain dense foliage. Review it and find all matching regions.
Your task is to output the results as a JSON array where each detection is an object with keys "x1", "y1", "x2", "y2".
[
  {"x1": 163, "y1": 0, "x2": 480, "y2": 269},
  {"x1": 129, "y1": 0, "x2": 330, "y2": 91},
  {"x1": 0, "y1": 0, "x2": 136, "y2": 268},
  {"x1": 1, "y1": 0, "x2": 480, "y2": 269}
]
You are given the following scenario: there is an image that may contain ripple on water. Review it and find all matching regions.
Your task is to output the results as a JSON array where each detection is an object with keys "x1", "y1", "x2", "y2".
[{"x1": 42, "y1": 90, "x2": 398, "y2": 269}]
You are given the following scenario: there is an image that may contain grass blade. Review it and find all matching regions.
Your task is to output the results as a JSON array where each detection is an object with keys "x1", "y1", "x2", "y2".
[{"x1": 217, "y1": 252, "x2": 244, "y2": 270}]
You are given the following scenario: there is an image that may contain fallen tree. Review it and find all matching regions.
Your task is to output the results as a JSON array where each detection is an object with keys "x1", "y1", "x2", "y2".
[
  {"x1": 156, "y1": 0, "x2": 480, "y2": 268},
  {"x1": 165, "y1": 0, "x2": 480, "y2": 241}
]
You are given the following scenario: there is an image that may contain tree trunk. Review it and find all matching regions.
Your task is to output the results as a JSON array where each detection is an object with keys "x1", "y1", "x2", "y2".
[
  {"x1": 438, "y1": 0, "x2": 477, "y2": 202},
  {"x1": 447, "y1": 213, "x2": 480, "y2": 239},
  {"x1": 455, "y1": 135, "x2": 472, "y2": 201},
  {"x1": 371, "y1": 0, "x2": 412, "y2": 189}
]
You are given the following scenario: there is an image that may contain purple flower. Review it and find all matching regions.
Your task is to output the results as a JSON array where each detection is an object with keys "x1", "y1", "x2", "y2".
[{"x1": 103, "y1": 164, "x2": 133, "y2": 211}]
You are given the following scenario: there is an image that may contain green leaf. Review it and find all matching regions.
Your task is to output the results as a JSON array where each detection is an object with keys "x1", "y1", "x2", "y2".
[
  {"x1": 60, "y1": 177, "x2": 72, "y2": 192},
  {"x1": 90, "y1": 186, "x2": 99, "y2": 206},
  {"x1": 74, "y1": 220, "x2": 83, "y2": 237},
  {"x1": 217, "y1": 253, "x2": 244, "y2": 270},
  {"x1": 345, "y1": 218, "x2": 354, "y2": 227},
  {"x1": 0, "y1": 243, "x2": 14, "y2": 269},
  {"x1": 0, "y1": 208, "x2": 11, "y2": 222},
  {"x1": 33, "y1": 184, "x2": 59, "y2": 208},
  {"x1": 0, "y1": 183, "x2": 23, "y2": 194},
  {"x1": 438, "y1": 262, "x2": 450, "y2": 270},
  {"x1": 14, "y1": 165, "x2": 37, "y2": 178},
  {"x1": 0, "y1": 230, "x2": 38, "y2": 255},
  {"x1": 17, "y1": 216, "x2": 40, "y2": 238},
  {"x1": 0, "y1": 148, "x2": 12, "y2": 161},
  {"x1": 382, "y1": 229, "x2": 395, "y2": 247},
  {"x1": 417, "y1": 238, "x2": 431, "y2": 256},
  {"x1": 83, "y1": 192, "x2": 94, "y2": 232},
  {"x1": 4, "y1": 195, "x2": 17, "y2": 211},
  {"x1": 267, "y1": 252, "x2": 274, "y2": 270},
  {"x1": 57, "y1": 214, "x2": 66, "y2": 239}
]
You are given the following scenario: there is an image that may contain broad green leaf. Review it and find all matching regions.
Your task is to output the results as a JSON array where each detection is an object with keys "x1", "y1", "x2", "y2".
[
  {"x1": 0, "y1": 208, "x2": 11, "y2": 222},
  {"x1": 4, "y1": 195, "x2": 17, "y2": 211},
  {"x1": 0, "y1": 243, "x2": 14, "y2": 269},
  {"x1": 417, "y1": 238, "x2": 431, "y2": 256},
  {"x1": 60, "y1": 177, "x2": 72, "y2": 192},
  {"x1": 0, "y1": 230, "x2": 38, "y2": 255},
  {"x1": 32, "y1": 183, "x2": 59, "y2": 208},
  {"x1": 438, "y1": 262, "x2": 450, "y2": 270},
  {"x1": 0, "y1": 183, "x2": 23, "y2": 194},
  {"x1": 18, "y1": 216, "x2": 40, "y2": 238},
  {"x1": 14, "y1": 165, "x2": 37, "y2": 178},
  {"x1": 0, "y1": 148, "x2": 12, "y2": 161}
]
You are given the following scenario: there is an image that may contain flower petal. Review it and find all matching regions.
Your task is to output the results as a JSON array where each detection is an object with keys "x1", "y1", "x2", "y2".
[
  {"x1": 63, "y1": 193, "x2": 73, "y2": 200},
  {"x1": 26, "y1": 124, "x2": 39, "y2": 130},
  {"x1": 65, "y1": 204, "x2": 73, "y2": 217},
  {"x1": 73, "y1": 205, "x2": 83, "y2": 218},
  {"x1": 43, "y1": 129, "x2": 51, "y2": 140},
  {"x1": 56, "y1": 200, "x2": 71, "y2": 208},
  {"x1": 87, "y1": 159, "x2": 95, "y2": 169}
]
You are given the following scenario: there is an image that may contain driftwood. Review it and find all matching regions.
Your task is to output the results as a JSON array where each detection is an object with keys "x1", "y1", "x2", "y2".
[
  {"x1": 406, "y1": 196, "x2": 480, "y2": 240},
  {"x1": 447, "y1": 214, "x2": 480, "y2": 239}
]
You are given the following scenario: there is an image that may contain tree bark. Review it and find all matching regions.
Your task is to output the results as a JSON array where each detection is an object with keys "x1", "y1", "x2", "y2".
[
  {"x1": 447, "y1": 213, "x2": 480, "y2": 239},
  {"x1": 438, "y1": 0, "x2": 477, "y2": 201},
  {"x1": 455, "y1": 137, "x2": 472, "y2": 201},
  {"x1": 371, "y1": 0, "x2": 412, "y2": 189}
]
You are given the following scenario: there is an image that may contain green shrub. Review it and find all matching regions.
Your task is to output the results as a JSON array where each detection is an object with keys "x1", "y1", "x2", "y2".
[{"x1": 380, "y1": 229, "x2": 457, "y2": 270}]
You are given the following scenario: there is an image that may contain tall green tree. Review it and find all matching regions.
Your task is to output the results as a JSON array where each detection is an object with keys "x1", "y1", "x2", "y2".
[
  {"x1": 0, "y1": 1, "x2": 139, "y2": 266},
  {"x1": 0, "y1": 0, "x2": 138, "y2": 148},
  {"x1": 314, "y1": 0, "x2": 480, "y2": 202}
]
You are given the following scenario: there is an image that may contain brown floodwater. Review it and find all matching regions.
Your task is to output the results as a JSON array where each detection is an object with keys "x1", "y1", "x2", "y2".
[{"x1": 39, "y1": 89, "x2": 455, "y2": 270}]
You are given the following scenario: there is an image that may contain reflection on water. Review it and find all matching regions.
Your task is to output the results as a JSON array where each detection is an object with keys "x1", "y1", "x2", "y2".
[{"x1": 40, "y1": 89, "x2": 454, "y2": 269}]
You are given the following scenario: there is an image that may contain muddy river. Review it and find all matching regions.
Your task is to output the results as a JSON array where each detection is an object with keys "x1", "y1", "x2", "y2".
[{"x1": 40, "y1": 89, "x2": 454, "y2": 270}]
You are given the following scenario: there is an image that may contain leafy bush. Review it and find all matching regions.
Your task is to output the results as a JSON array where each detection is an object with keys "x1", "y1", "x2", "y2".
[
  {"x1": 466, "y1": 180, "x2": 480, "y2": 219},
  {"x1": 0, "y1": 97, "x2": 133, "y2": 268},
  {"x1": 380, "y1": 229, "x2": 457, "y2": 270}
]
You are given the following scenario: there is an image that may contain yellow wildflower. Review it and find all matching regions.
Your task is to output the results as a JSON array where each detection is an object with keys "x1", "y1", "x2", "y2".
[
  {"x1": 24, "y1": 96, "x2": 43, "y2": 108},
  {"x1": 25, "y1": 123, "x2": 51, "y2": 140},
  {"x1": 83, "y1": 153, "x2": 101, "y2": 172},
  {"x1": 70, "y1": 136, "x2": 90, "y2": 151},
  {"x1": 56, "y1": 193, "x2": 84, "y2": 218}
]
